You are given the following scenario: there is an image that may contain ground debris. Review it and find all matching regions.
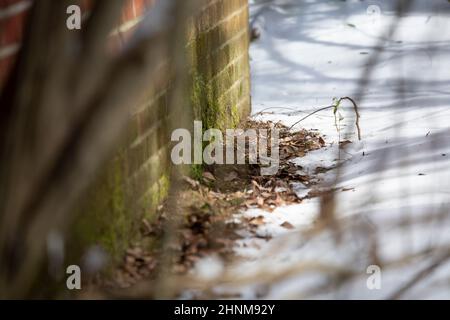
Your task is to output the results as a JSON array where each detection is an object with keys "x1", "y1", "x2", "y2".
[{"x1": 109, "y1": 119, "x2": 328, "y2": 291}]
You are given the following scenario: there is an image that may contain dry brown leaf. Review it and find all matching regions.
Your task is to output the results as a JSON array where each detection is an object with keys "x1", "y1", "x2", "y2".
[
  {"x1": 257, "y1": 197, "x2": 265, "y2": 207},
  {"x1": 249, "y1": 216, "x2": 265, "y2": 226},
  {"x1": 202, "y1": 171, "x2": 216, "y2": 181},
  {"x1": 280, "y1": 221, "x2": 295, "y2": 229},
  {"x1": 339, "y1": 140, "x2": 352, "y2": 149}
]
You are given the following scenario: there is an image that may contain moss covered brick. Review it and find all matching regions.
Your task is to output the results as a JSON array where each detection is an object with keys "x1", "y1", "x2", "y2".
[{"x1": 69, "y1": 0, "x2": 251, "y2": 269}]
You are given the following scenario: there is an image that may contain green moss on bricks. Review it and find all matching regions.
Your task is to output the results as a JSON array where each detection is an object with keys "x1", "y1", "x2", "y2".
[
  {"x1": 63, "y1": 8, "x2": 252, "y2": 284},
  {"x1": 189, "y1": 38, "x2": 249, "y2": 176},
  {"x1": 186, "y1": 20, "x2": 252, "y2": 188},
  {"x1": 69, "y1": 153, "x2": 133, "y2": 268},
  {"x1": 191, "y1": 70, "x2": 242, "y2": 131},
  {"x1": 70, "y1": 158, "x2": 171, "y2": 271},
  {"x1": 99, "y1": 156, "x2": 132, "y2": 261},
  {"x1": 191, "y1": 72, "x2": 205, "y2": 122},
  {"x1": 230, "y1": 103, "x2": 240, "y2": 127},
  {"x1": 140, "y1": 174, "x2": 170, "y2": 222}
]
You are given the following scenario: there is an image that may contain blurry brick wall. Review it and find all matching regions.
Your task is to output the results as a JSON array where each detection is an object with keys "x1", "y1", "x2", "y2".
[
  {"x1": 0, "y1": 0, "x2": 157, "y2": 85},
  {"x1": 0, "y1": 0, "x2": 251, "y2": 262}
]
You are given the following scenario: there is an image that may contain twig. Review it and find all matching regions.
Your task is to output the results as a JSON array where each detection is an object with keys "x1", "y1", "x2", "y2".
[
  {"x1": 252, "y1": 106, "x2": 317, "y2": 117},
  {"x1": 288, "y1": 105, "x2": 335, "y2": 130},
  {"x1": 288, "y1": 97, "x2": 362, "y2": 141},
  {"x1": 340, "y1": 96, "x2": 361, "y2": 141},
  {"x1": 388, "y1": 252, "x2": 450, "y2": 300}
]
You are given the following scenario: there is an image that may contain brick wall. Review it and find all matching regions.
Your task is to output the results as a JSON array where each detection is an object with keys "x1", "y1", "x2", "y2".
[
  {"x1": 0, "y1": 0, "x2": 157, "y2": 87},
  {"x1": 0, "y1": 0, "x2": 251, "y2": 264},
  {"x1": 188, "y1": 0, "x2": 251, "y2": 130}
]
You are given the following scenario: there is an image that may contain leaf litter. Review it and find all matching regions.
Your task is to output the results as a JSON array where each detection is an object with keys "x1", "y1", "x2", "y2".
[{"x1": 107, "y1": 120, "x2": 333, "y2": 293}]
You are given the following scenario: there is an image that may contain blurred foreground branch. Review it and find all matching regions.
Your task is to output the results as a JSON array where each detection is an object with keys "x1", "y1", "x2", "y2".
[{"x1": 0, "y1": 0, "x2": 195, "y2": 298}]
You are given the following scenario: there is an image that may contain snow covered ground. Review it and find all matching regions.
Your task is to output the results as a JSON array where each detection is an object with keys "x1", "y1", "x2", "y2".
[{"x1": 190, "y1": 0, "x2": 450, "y2": 299}]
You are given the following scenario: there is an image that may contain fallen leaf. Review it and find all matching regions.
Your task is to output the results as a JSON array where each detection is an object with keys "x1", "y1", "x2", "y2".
[
  {"x1": 202, "y1": 171, "x2": 216, "y2": 181},
  {"x1": 249, "y1": 216, "x2": 265, "y2": 226},
  {"x1": 280, "y1": 221, "x2": 295, "y2": 229},
  {"x1": 257, "y1": 197, "x2": 265, "y2": 207},
  {"x1": 339, "y1": 140, "x2": 352, "y2": 149},
  {"x1": 319, "y1": 136, "x2": 326, "y2": 146}
]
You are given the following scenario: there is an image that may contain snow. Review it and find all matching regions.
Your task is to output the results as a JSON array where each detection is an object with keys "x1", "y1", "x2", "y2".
[{"x1": 190, "y1": 0, "x2": 450, "y2": 299}]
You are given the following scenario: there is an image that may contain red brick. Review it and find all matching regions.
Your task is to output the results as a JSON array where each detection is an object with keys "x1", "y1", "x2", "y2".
[
  {"x1": 121, "y1": 0, "x2": 136, "y2": 23},
  {"x1": 0, "y1": 10, "x2": 28, "y2": 46},
  {"x1": 133, "y1": 0, "x2": 145, "y2": 17}
]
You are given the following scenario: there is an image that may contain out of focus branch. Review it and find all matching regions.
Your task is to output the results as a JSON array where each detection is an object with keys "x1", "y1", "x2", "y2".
[{"x1": 0, "y1": 0, "x2": 195, "y2": 298}]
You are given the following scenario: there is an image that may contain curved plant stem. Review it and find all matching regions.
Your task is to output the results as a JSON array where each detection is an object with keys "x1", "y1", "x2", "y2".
[
  {"x1": 288, "y1": 105, "x2": 334, "y2": 130},
  {"x1": 288, "y1": 97, "x2": 362, "y2": 141},
  {"x1": 340, "y1": 96, "x2": 361, "y2": 141}
]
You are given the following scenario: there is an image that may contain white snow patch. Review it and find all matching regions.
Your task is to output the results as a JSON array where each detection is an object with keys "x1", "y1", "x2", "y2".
[{"x1": 188, "y1": 0, "x2": 450, "y2": 299}]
